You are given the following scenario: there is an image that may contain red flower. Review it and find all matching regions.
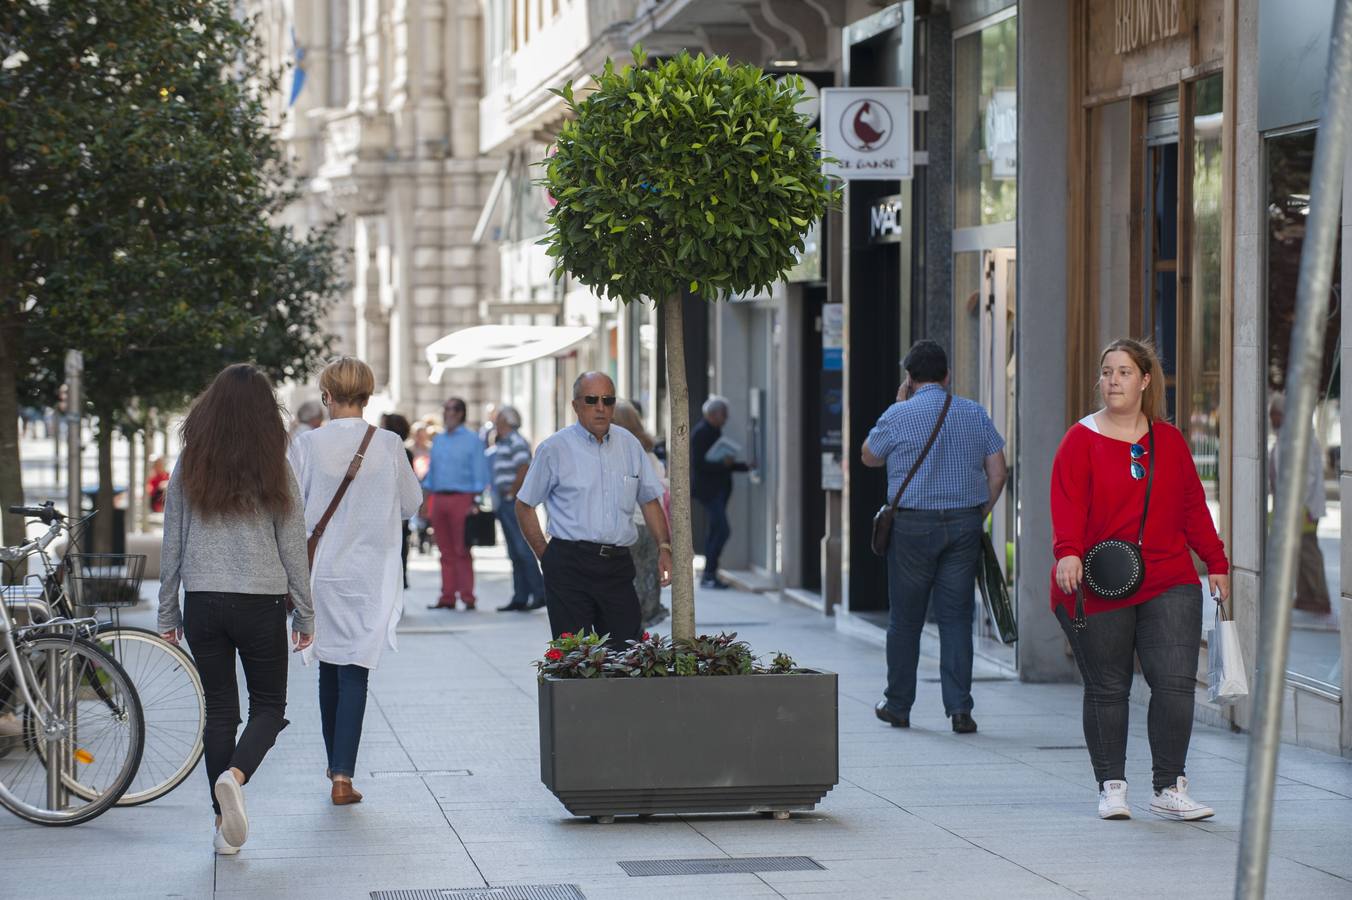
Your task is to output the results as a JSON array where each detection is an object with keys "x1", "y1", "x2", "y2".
[
  {"x1": 560, "y1": 632, "x2": 573, "y2": 639},
  {"x1": 545, "y1": 648, "x2": 564, "y2": 661},
  {"x1": 642, "y1": 631, "x2": 651, "y2": 641}
]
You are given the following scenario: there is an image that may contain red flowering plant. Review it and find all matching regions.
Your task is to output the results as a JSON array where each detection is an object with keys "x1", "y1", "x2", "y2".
[{"x1": 536, "y1": 630, "x2": 799, "y2": 679}]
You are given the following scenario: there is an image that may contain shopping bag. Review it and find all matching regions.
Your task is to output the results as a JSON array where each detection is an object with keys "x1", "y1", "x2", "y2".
[
  {"x1": 1207, "y1": 598, "x2": 1249, "y2": 705},
  {"x1": 464, "y1": 506, "x2": 497, "y2": 548},
  {"x1": 976, "y1": 531, "x2": 1017, "y2": 644}
]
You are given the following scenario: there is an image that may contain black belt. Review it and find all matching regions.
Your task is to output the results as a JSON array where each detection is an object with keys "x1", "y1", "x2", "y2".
[{"x1": 553, "y1": 539, "x2": 630, "y2": 558}]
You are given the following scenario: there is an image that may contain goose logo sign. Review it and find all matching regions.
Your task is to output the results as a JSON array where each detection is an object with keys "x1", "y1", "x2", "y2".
[{"x1": 820, "y1": 87, "x2": 912, "y2": 181}]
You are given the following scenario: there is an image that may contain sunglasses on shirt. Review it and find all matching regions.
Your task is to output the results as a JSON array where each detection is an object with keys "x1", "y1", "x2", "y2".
[
  {"x1": 582, "y1": 395, "x2": 617, "y2": 407},
  {"x1": 1129, "y1": 442, "x2": 1149, "y2": 480}
]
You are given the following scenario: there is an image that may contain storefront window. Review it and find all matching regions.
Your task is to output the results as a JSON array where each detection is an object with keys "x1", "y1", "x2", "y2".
[
  {"x1": 954, "y1": 15, "x2": 1017, "y2": 228},
  {"x1": 952, "y1": 251, "x2": 983, "y2": 400},
  {"x1": 1264, "y1": 128, "x2": 1343, "y2": 690},
  {"x1": 1186, "y1": 75, "x2": 1224, "y2": 518}
]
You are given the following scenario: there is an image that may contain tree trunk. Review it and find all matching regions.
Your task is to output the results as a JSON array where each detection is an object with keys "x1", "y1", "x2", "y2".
[
  {"x1": 663, "y1": 296, "x2": 696, "y2": 642},
  {"x1": 94, "y1": 408, "x2": 116, "y2": 554},
  {"x1": 0, "y1": 261, "x2": 25, "y2": 556}
]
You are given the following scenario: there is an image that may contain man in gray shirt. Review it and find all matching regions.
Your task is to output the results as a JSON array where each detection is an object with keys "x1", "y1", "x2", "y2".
[{"x1": 516, "y1": 372, "x2": 672, "y2": 648}]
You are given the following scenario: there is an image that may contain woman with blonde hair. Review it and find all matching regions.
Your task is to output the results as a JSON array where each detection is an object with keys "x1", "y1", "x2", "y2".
[
  {"x1": 158, "y1": 363, "x2": 313, "y2": 855},
  {"x1": 288, "y1": 357, "x2": 423, "y2": 804},
  {"x1": 612, "y1": 399, "x2": 669, "y2": 627},
  {"x1": 1050, "y1": 338, "x2": 1229, "y2": 822}
]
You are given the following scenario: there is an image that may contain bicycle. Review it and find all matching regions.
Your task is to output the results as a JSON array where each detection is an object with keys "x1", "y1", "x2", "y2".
[
  {"x1": 0, "y1": 506, "x2": 145, "y2": 825},
  {"x1": 18, "y1": 502, "x2": 206, "y2": 806}
]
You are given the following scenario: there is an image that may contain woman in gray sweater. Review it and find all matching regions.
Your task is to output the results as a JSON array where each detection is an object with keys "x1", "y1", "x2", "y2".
[{"x1": 158, "y1": 364, "x2": 314, "y2": 856}]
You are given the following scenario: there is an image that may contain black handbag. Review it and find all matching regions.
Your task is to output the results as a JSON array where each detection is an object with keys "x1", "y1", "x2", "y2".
[
  {"x1": 464, "y1": 505, "x2": 497, "y2": 548},
  {"x1": 871, "y1": 394, "x2": 953, "y2": 557},
  {"x1": 1074, "y1": 421, "x2": 1155, "y2": 630}
]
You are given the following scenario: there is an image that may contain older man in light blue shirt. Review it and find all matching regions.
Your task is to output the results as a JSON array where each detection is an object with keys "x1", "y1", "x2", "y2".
[{"x1": 517, "y1": 372, "x2": 671, "y2": 648}]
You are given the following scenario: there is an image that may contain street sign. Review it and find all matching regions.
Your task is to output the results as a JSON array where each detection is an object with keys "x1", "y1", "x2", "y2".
[{"x1": 820, "y1": 87, "x2": 912, "y2": 181}]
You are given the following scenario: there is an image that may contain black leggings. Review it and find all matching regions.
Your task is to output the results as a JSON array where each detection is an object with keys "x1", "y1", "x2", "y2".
[
  {"x1": 1056, "y1": 583, "x2": 1202, "y2": 792},
  {"x1": 184, "y1": 591, "x2": 290, "y2": 815}
]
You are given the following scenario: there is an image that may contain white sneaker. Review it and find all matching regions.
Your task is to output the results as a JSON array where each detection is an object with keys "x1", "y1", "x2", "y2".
[
  {"x1": 214, "y1": 772, "x2": 249, "y2": 847},
  {"x1": 213, "y1": 826, "x2": 240, "y2": 856},
  {"x1": 1098, "y1": 780, "x2": 1131, "y2": 820},
  {"x1": 1150, "y1": 777, "x2": 1215, "y2": 821}
]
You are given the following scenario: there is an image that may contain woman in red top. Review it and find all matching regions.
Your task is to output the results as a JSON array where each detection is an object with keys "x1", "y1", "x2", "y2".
[{"x1": 1051, "y1": 339, "x2": 1229, "y2": 823}]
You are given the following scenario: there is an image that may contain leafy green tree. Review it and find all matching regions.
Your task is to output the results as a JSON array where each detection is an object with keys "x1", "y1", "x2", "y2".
[
  {"x1": 0, "y1": 0, "x2": 342, "y2": 549},
  {"x1": 540, "y1": 47, "x2": 838, "y2": 641}
]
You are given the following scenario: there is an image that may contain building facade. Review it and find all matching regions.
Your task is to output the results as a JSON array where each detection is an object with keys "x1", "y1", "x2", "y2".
[{"x1": 255, "y1": 0, "x2": 501, "y2": 422}]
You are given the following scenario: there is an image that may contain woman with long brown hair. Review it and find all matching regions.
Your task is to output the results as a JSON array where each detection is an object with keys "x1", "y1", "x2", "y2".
[
  {"x1": 158, "y1": 364, "x2": 314, "y2": 855},
  {"x1": 1050, "y1": 339, "x2": 1229, "y2": 822}
]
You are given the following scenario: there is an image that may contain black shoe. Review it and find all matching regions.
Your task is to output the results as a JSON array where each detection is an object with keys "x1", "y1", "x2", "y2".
[
  {"x1": 497, "y1": 602, "x2": 527, "y2": 612},
  {"x1": 701, "y1": 579, "x2": 729, "y2": 591},
  {"x1": 951, "y1": 713, "x2": 978, "y2": 734},
  {"x1": 525, "y1": 597, "x2": 547, "y2": 610},
  {"x1": 875, "y1": 701, "x2": 909, "y2": 728}
]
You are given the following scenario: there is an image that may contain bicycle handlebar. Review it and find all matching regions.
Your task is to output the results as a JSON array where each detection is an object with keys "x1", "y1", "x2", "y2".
[{"x1": 7, "y1": 502, "x2": 64, "y2": 524}]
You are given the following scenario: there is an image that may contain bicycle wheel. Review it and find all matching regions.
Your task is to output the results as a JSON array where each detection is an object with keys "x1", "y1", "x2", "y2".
[
  {"x1": 0, "y1": 636, "x2": 144, "y2": 825},
  {"x1": 95, "y1": 627, "x2": 204, "y2": 805}
]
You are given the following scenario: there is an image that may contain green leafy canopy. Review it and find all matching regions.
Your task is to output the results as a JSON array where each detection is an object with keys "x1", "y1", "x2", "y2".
[{"x1": 539, "y1": 46, "x2": 840, "y2": 304}]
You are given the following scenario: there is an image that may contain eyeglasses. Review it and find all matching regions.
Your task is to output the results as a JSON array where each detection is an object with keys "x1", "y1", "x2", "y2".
[
  {"x1": 582, "y1": 395, "x2": 617, "y2": 407},
  {"x1": 1130, "y1": 443, "x2": 1148, "y2": 480}
]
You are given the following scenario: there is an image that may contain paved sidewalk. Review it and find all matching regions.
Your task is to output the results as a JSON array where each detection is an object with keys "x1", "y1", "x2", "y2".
[{"x1": 4, "y1": 549, "x2": 1352, "y2": 899}]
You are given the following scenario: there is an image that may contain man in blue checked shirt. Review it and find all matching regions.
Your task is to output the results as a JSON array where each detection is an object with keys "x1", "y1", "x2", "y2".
[
  {"x1": 516, "y1": 372, "x2": 673, "y2": 649},
  {"x1": 423, "y1": 397, "x2": 491, "y2": 610},
  {"x1": 861, "y1": 340, "x2": 1008, "y2": 735}
]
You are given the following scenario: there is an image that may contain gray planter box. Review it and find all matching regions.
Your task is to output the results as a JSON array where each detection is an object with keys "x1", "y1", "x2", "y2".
[{"x1": 538, "y1": 670, "x2": 838, "y2": 819}]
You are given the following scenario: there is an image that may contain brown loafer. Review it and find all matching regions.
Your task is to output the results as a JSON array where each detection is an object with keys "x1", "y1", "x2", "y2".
[{"x1": 331, "y1": 780, "x2": 363, "y2": 805}]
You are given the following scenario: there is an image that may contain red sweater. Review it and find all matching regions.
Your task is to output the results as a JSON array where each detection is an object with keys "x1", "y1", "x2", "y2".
[{"x1": 1049, "y1": 419, "x2": 1228, "y2": 617}]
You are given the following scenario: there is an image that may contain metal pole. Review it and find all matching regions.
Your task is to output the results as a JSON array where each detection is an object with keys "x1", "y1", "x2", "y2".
[
  {"x1": 1236, "y1": 1, "x2": 1352, "y2": 896},
  {"x1": 64, "y1": 351, "x2": 82, "y2": 523}
]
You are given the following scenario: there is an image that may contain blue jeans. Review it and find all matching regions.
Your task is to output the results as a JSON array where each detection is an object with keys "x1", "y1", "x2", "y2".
[
  {"x1": 496, "y1": 490, "x2": 545, "y2": 605},
  {"x1": 319, "y1": 662, "x2": 369, "y2": 778},
  {"x1": 700, "y1": 491, "x2": 731, "y2": 580},
  {"x1": 883, "y1": 506, "x2": 984, "y2": 717}
]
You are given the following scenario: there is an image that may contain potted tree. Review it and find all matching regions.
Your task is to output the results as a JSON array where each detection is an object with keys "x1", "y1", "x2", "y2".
[{"x1": 536, "y1": 48, "x2": 841, "y2": 822}]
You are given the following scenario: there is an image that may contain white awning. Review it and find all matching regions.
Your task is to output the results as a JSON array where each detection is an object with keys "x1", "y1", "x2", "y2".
[{"x1": 425, "y1": 324, "x2": 593, "y2": 383}]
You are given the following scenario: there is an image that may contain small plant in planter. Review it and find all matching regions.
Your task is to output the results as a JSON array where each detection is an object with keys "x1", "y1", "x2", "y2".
[{"x1": 535, "y1": 631, "x2": 798, "y2": 679}]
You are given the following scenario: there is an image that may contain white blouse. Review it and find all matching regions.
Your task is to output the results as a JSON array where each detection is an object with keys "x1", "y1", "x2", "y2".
[{"x1": 288, "y1": 417, "x2": 424, "y2": 670}]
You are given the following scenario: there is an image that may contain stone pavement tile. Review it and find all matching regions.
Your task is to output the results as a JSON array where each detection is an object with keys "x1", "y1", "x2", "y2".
[
  {"x1": 850, "y1": 762, "x2": 1089, "y2": 805},
  {"x1": 840, "y1": 735, "x2": 1026, "y2": 768},
  {"x1": 683, "y1": 807, "x2": 972, "y2": 856},
  {"x1": 1032, "y1": 853, "x2": 1351, "y2": 899},
  {"x1": 214, "y1": 850, "x2": 484, "y2": 895},
  {"x1": 1192, "y1": 796, "x2": 1352, "y2": 834},
  {"x1": 757, "y1": 849, "x2": 1079, "y2": 898},
  {"x1": 904, "y1": 799, "x2": 1113, "y2": 838},
  {"x1": 571, "y1": 873, "x2": 783, "y2": 899}
]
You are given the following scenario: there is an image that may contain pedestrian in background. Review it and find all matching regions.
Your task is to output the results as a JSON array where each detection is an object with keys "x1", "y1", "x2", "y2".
[
  {"x1": 422, "y1": 397, "x2": 491, "y2": 610},
  {"x1": 516, "y1": 372, "x2": 672, "y2": 649},
  {"x1": 157, "y1": 363, "x2": 314, "y2": 855},
  {"x1": 409, "y1": 419, "x2": 436, "y2": 553},
  {"x1": 381, "y1": 413, "x2": 414, "y2": 589},
  {"x1": 489, "y1": 406, "x2": 547, "y2": 612},
  {"x1": 293, "y1": 399, "x2": 324, "y2": 435},
  {"x1": 612, "y1": 399, "x2": 669, "y2": 628},
  {"x1": 289, "y1": 358, "x2": 423, "y2": 805},
  {"x1": 1051, "y1": 338, "x2": 1229, "y2": 822},
  {"x1": 862, "y1": 340, "x2": 1007, "y2": 735},
  {"x1": 146, "y1": 456, "x2": 170, "y2": 514},
  {"x1": 690, "y1": 395, "x2": 751, "y2": 589},
  {"x1": 1268, "y1": 392, "x2": 1334, "y2": 623}
]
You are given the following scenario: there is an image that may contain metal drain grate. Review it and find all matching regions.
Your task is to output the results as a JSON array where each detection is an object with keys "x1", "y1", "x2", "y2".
[
  {"x1": 368, "y1": 769, "x2": 472, "y2": 779},
  {"x1": 921, "y1": 675, "x2": 1010, "y2": 683},
  {"x1": 371, "y1": 885, "x2": 584, "y2": 900},
  {"x1": 1035, "y1": 745, "x2": 1087, "y2": 751},
  {"x1": 619, "y1": 856, "x2": 824, "y2": 877}
]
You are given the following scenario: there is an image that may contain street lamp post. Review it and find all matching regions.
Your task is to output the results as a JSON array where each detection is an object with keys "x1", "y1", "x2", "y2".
[{"x1": 1236, "y1": 1, "x2": 1352, "y2": 896}]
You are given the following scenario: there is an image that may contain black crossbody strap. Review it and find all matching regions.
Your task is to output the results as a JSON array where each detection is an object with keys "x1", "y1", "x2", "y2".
[
  {"x1": 1135, "y1": 421, "x2": 1155, "y2": 546},
  {"x1": 888, "y1": 394, "x2": 953, "y2": 514}
]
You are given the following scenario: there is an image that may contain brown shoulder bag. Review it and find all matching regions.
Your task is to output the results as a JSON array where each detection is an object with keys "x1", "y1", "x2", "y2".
[{"x1": 870, "y1": 394, "x2": 953, "y2": 557}]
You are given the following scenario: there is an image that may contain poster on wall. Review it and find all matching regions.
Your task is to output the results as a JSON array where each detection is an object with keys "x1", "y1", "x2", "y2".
[
  {"x1": 820, "y1": 87, "x2": 913, "y2": 181},
  {"x1": 821, "y1": 303, "x2": 844, "y2": 491}
]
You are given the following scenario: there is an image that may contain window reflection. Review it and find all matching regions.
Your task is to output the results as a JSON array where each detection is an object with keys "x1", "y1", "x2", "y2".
[
  {"x1": 1264, "y1": 128, "x2": 1343, "y2": 690},
  {"x1": 954, "y1": 17, "x2": 1017, "y2": 228}
]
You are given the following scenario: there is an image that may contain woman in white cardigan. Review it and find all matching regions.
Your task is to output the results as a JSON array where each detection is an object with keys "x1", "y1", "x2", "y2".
[{"x1": 288, "y1": 357, "x2": 423, "y2": 804}]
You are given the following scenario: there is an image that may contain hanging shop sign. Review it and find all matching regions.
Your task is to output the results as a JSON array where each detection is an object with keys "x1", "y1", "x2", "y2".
[
  {"x1": 868, "y1": 195, "x2": 904, "y2": 244},
  {"x1": 1114, "y1": 0, "x2": 1191, "y2": 55},
  {"x1": 820, "y1": 87, "x2": 913, "y2": 181}
]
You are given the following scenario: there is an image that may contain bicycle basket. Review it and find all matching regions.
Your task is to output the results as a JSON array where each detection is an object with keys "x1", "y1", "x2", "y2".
[{"x1": 65, "y1": 554, "x2": 146, "y2": 608}]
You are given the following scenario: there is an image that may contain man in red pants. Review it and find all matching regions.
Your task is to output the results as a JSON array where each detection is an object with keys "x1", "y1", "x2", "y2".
[{"x1": 422, "y1": 397, "x2": 491, "y2": 609}]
